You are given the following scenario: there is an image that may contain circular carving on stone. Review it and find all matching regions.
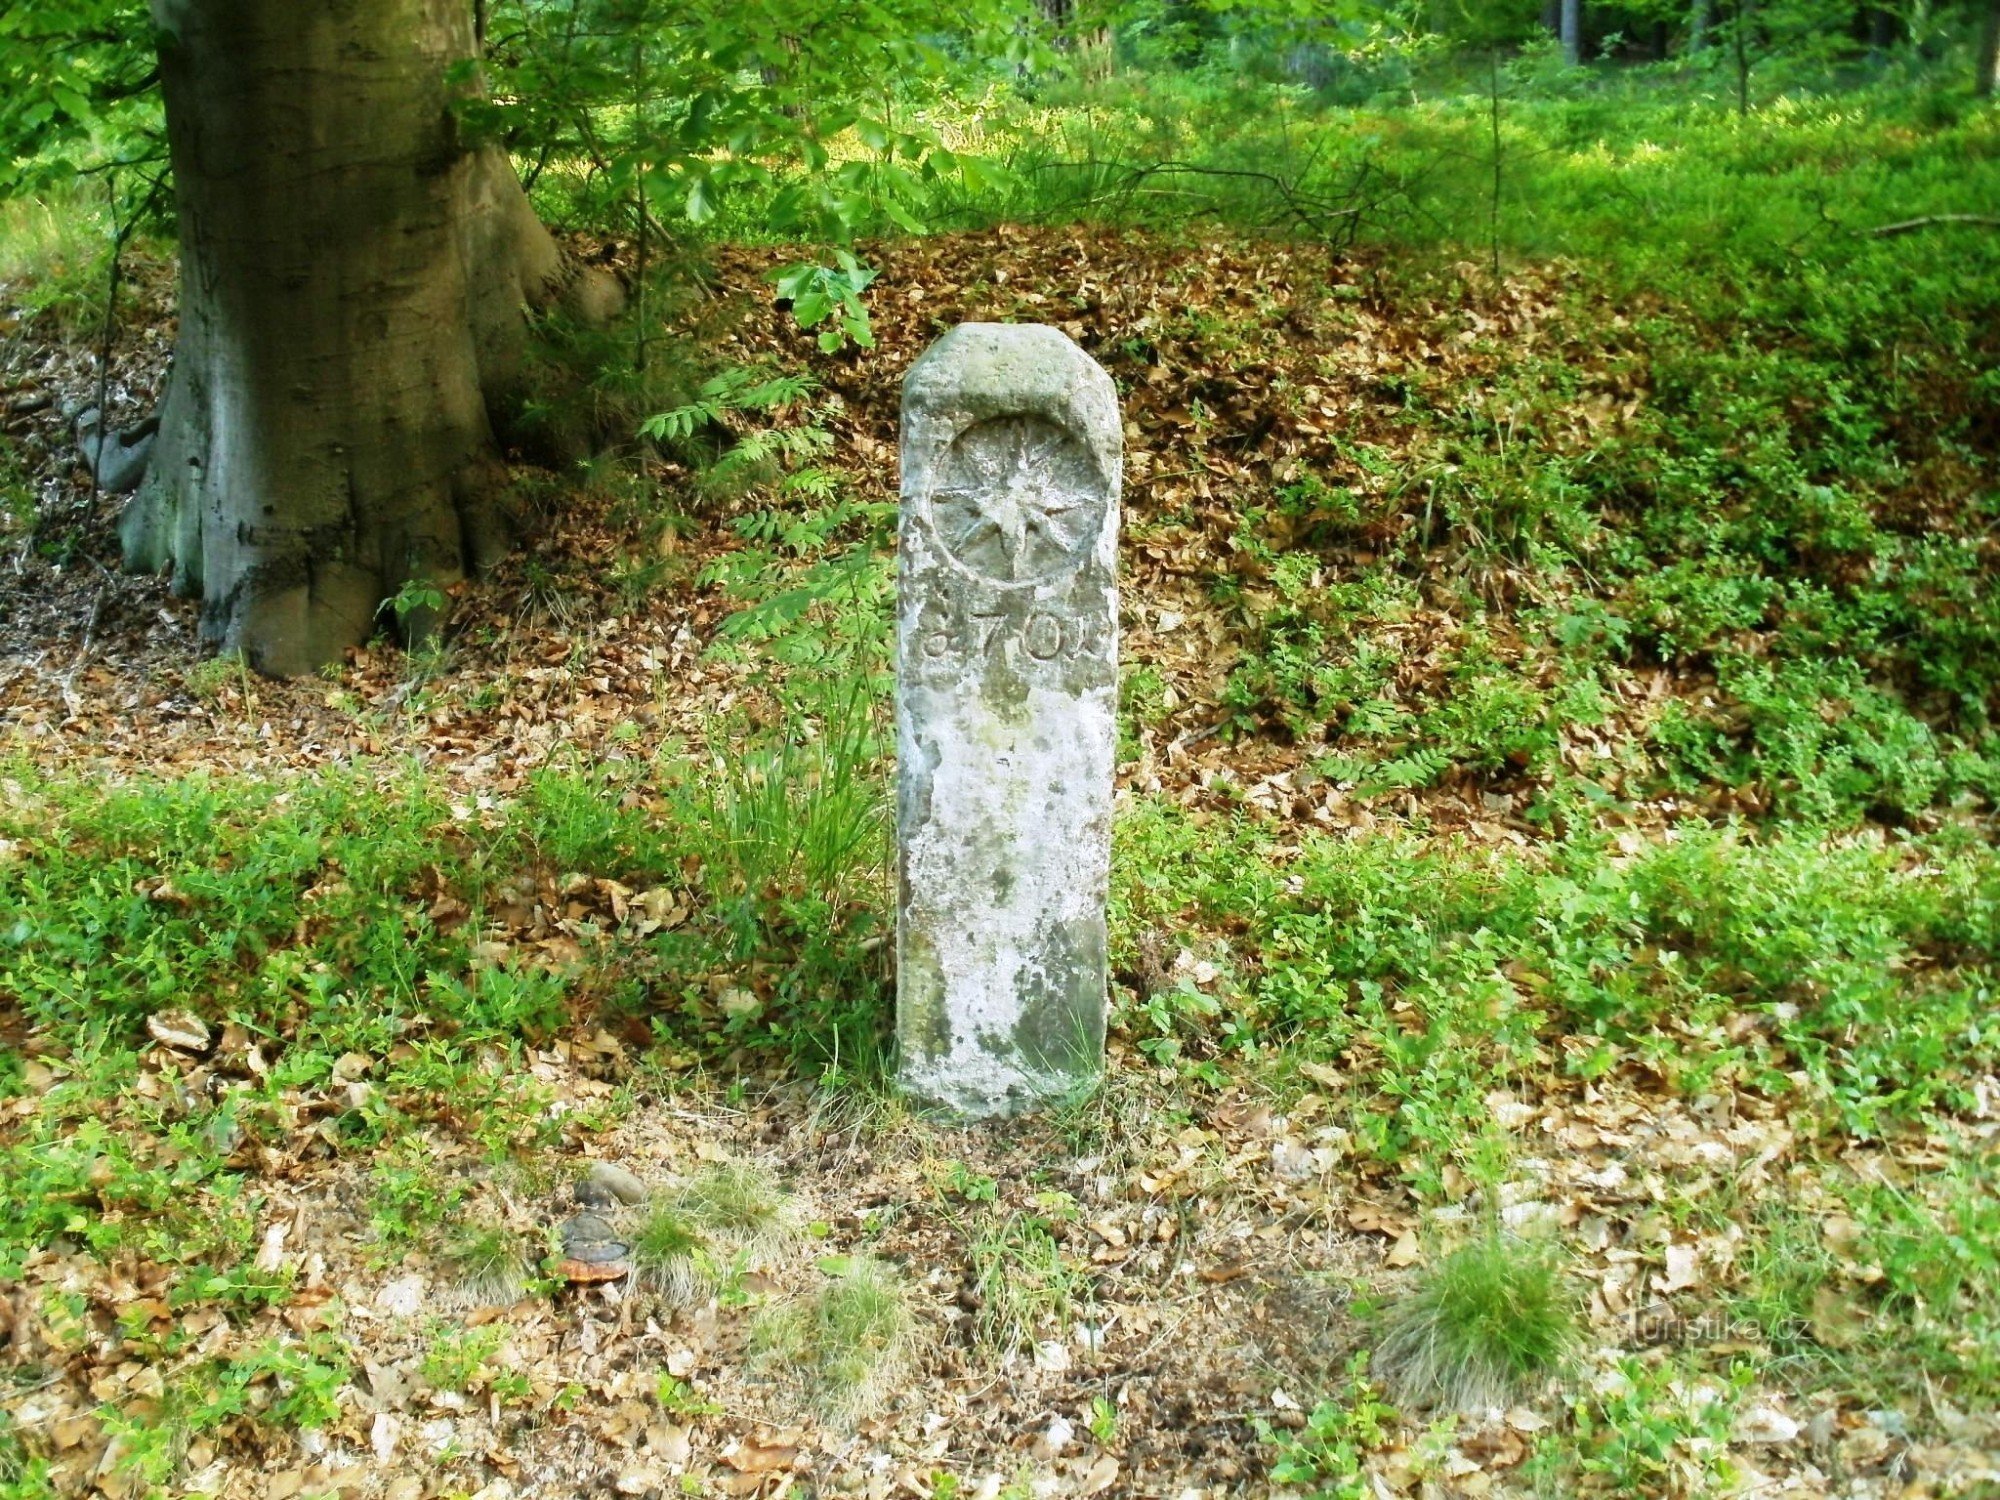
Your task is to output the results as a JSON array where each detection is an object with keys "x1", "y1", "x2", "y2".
[{"x1": 926, "y1": 415, "x2": 1105, "y2": 587}]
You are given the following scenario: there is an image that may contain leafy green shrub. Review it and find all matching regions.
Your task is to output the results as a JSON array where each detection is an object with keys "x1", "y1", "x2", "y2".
[
  {"x1": 1645, "y1": 657, "x2": 1982, "y2": 822},
  {"x1": 1566, "y1": 1357, "x2": 1748, "y2": 1496}
]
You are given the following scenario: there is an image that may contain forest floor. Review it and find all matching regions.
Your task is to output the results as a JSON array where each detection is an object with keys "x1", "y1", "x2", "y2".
[{"x1": 2, "y1": 223, "x2": 1998, "y2": 1500}]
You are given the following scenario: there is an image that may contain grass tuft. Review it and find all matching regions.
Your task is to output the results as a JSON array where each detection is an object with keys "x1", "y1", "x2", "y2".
[
  {"x1": 629, "y1": 1202, "x2": 706, "y2": 1303},
  {"x1": 1373, "y1": 1232, "x2": 1576, "y2": 1412},
  {"x1": 669, "y1": 1162, "x2": 798, "y2": 1257},
  {"x1": 749, "y1": 1256, "x2": 916, "y2": 1424},
  {"x1": 969, "y1": 1211, "x2": 1093, "y2": 1359},
  {"x1": 0, "y1": 1407, "x2": 26, "y2": 1487},
  {"x1": 441, "y1": 1222, "x2": 531, "y2": 1309},
  {"x1": 0, "y1": 192, "x2": 114, "y2": 333}
]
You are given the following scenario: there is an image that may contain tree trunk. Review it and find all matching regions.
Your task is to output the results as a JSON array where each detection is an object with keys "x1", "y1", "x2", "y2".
[
  {"x1": 1561, "y1": 0, "x2": 1583, "y2": 65},
  {"x1": 123, "y1": 0, "x2": 565, "y2": 676},
  {"x1": 1688, "y1": 0, "x2": 1711, "y2": 52},
  {"x1": 1734, "y1": 0, "x2": 1754, "y2": 113},
  {"x1": 1979, "y1": 0, "x2": 2000, "y2": 98},
  {"x1": 1866, "y1": 6, "x2": 1897, "y2": 65}
]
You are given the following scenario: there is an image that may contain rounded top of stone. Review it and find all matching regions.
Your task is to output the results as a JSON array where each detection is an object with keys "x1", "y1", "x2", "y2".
[{"x1": 903, "y1": 323, "x2": 1117, "y2": 437}]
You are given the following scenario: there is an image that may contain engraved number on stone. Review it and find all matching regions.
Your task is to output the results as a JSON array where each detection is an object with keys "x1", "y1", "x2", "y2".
[
  {"x1": 923, "y1": 608, "x2": 1094, "y2": 660},
  {"x1": 1024, "y1": 613, "x2": 1064, "y2": 661},
  {"x1": 973, "y1": 611, "x2": 1007, "y2": 654}
]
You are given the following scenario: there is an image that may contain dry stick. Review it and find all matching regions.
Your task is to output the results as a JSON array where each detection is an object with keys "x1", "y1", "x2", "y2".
[
  {"x1": 85, "y1": 177, "x2": 126, "y2": 517},
  {"x1": 1864, "y1": 214, "x2": 2000, "y2": 237},
  {"x1": 62, "y1": 558, "x2": 119, "y2": 701},
  {"x1": 567, "y1": 107, "x2": 671, "y2": 247}
]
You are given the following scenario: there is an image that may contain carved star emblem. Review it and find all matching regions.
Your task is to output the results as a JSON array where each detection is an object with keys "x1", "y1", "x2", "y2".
[{"x1": 931, "y1": 418, "x2": 1092, "y2": 584}]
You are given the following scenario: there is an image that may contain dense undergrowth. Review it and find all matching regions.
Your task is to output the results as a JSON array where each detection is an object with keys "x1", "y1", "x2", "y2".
[
  {"x1": 676, "y1": 78, "x2": 2000, "y2": 831},
  {"x1": 959, "y1": 82, "x2": 2000, "y2": 827}
]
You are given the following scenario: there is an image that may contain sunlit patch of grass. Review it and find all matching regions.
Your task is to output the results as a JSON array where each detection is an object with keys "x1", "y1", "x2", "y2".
[
  {"x1": 1729, "y1": 1145, "x2": 2000, "y2": 1406},
  {"x1": 184, "y1": 651, "x2": 254, "y2": 706},
  {"x1": 1373, "y1": 1232, "x2": 1576, "y2": 1411},
  {"x1": 650, "y1": 681, "x2": 894, "y2": 1079},
  {"x1": 0, "y1": 192, "x2": 114, "y2": 332},
  {"x1": 802, "y1": 1075, "x2": 923, "y2": 1149},
  {"x1": 0, "y1": 1403, "x2": 31, "y2": 1488},
  {"x1": 670, "y1": 1162, "x2": 798, "y2": 1257},
  {"x1": 0, "y1": 194, "x2": 98, "y2": 282},
  {"x1": 748, "y1": 1257, "x2": 916, "y2": 1425}
]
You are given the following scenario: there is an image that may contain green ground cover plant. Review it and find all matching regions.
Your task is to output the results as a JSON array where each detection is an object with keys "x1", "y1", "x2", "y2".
[{"x1": 1118, "y1": 806, "x2": 2000, "y2": 1148}]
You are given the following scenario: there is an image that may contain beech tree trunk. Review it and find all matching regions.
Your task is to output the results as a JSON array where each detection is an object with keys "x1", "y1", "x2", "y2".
[
  {"x1": 123, "y1": 0, "x2": 566, "y2": 676},
  {"x1": 1561, "y1": 0, "x2": 1584, "y2": 65}
]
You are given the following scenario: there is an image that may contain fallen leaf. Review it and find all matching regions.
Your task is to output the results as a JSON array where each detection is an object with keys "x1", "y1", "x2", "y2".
[
  {"x1": 1461, "y1": 1424, "x2": 1528, "y2": 1469},
  {"x1": 1347, "y1": 1201, "x2": 1410, "y2": 1237},
  {"x1": 375, "y1": 1275, "x2": 425, "y2": 1317},
  {"x1": 1821, "y1": 1213, "x2": 1864, "y2": 1257},
  {"x1": 1735, "y1": 1406, "x2": 1800, "y2": 1445},
  {"x1": 1658, "y1": 1241, "x2": 1700, "y2": 1293},
  {"x1": 723, "y1": 1438, "x2": 799, "y2": 1474},
  {"x1": 254, "y1": 1221, "x2": 289, "y2": 1274},
  {"x1": 146, "y1": 1010, "x2": 210, "y2": 1053},
  {"x1": 1810, "y1": 1286, "x2": 1866, "y2": 1348},
  {"x1": 1080, "y1": 1455, "x2": 1119, "y2": 1495}
]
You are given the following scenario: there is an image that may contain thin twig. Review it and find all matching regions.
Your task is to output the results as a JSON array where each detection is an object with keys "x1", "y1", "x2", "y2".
[
  {"x1": 1864, "y1": 213, "x2": 2000, "y2": 237},
  {"x1": 83, "y1": 167, "x2": 168, "y2": 512}
]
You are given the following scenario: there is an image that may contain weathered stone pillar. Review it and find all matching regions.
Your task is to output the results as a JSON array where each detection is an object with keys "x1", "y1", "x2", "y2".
[{"x1": 895, "y1": 323, "x2": 1121, "y2": 1118}]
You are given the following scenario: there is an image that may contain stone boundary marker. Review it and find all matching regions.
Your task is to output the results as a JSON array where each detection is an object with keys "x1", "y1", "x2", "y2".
[{"x1": 895, "y1": 323, "x2": 1122, "y2": 1118}]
